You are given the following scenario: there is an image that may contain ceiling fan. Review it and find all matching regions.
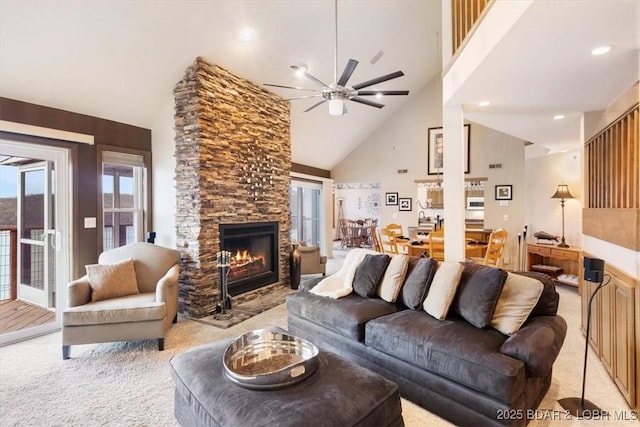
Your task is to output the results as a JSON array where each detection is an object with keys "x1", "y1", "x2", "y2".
[{"x1": 264, "y1": 0, "x2": 409, "y2": 116}]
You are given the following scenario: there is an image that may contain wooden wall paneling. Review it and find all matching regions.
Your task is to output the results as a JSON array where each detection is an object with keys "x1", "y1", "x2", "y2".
[
  {"x1": 629, "y1": 108, "x2": 640, "y2": 209},
  {"x1": 636, "y1": 280, "x2": 640, "y2": 409},
  {"x1": 613, "y1": 278, "x2": 635, "y2": 405},
  {"x1": 621, "y1": 119, "x2": 628, "y2": 208},
  {"x1": 600, "y1": 282, "x2": 614, "y2": 376},
  {"x1": 615, "y1": 123, "x2": 620, "y2": 208}
]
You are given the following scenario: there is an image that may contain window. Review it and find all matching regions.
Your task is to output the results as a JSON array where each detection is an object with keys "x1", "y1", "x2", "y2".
[
  {"x1": 101, "y1": 151, "x2": 146, "y2": 251},
  {"x1": 290, "y1": 180, "x2": 322, "y2": 247}
]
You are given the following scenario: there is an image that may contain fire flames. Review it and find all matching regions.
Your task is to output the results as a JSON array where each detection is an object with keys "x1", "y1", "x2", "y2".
[{"x1": 231, "y1": 250, "x2": 264, "y2": 267}]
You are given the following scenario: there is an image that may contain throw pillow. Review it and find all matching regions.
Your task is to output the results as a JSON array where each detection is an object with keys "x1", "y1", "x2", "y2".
[
  {"x1": 399, "y1": 257, "x2": 438, "y2": 310},
  {"x1": 377, "y1": 254, "x2": 410, "y2": 303},
  {"x1": 513, "y1": 271, "x2": 560, "y2": 318},
  {"x1": 492, "y1": 272, "x2": 544, "y2": 335},
  {"x1": 353, "y1": 254, "x2": 391, "y2": 298},
  {"x1": 86, "y1": 258, "x2": 139, "y2": 302},
  {"x1": 450, "y1": 262, "x2": 507, "y2": 328},
  {"x1": 423, "y1": 261, "x2": 464, "y2": 319}
]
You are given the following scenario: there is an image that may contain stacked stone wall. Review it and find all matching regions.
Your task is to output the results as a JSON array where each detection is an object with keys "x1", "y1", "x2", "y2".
[{"x1": 174, "y1": 57, "x2": 291, "y2": 317}]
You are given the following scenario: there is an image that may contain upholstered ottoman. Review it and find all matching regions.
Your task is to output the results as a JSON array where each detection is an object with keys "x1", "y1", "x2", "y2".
[{"x1": 169, "y1": 337, "x2": 404, "y2": 427}]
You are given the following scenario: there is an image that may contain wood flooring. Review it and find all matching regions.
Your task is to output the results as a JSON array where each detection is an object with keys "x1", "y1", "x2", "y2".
[{"x1": 0, "y1": 299, "x2": 56, "y2": 334}]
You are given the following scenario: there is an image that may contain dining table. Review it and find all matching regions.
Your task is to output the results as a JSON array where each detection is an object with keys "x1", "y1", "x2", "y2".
[{"x1": 399, "y1": 239, "x2": 487, "y2": 258}]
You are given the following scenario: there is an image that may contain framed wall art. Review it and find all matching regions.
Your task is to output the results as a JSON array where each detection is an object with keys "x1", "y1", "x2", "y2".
[
  {"x1": 495, "y1": 185, "x2": 513, "y2": 200},
  {"x1": 427, "y1": 124, "x2": 471, "y2": 175},
  {"x1": 385, "y1": 192, "x2": 398, "y2": 205},
  {"x1": 398, "y1": 198, "x2": 412, "y2": 211}
]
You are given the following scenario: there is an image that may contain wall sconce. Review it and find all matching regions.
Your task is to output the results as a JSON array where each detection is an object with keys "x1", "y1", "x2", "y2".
[{"x1": 550, "y1": 183, "x2": 575, "y2": 248}]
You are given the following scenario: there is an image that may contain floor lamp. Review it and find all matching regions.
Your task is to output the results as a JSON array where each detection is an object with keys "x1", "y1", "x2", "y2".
[
  {"x1": 551, "y1": 184, "x2": 574, "y2": 248},
  {"x1": 559, "y1": 256, "x2": 609, "y2": 417}
]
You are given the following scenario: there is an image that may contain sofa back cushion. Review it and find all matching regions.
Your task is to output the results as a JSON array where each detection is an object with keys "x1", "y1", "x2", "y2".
[
  {"x1": 377, "y1": 254, "x2": 410, "y2": 302},
  {"x1": 399, "y1": 257, "x2": 438, "y2": 310},
  {"x1": 353, "y1": 254, "x2": 391, "y2": 298},
  {"x1": 450, "y1": 262, "x2": 507, "y2": 328},
  {"x1": 491, "y1": 272, "x2": 544, "y2": 335},
  {"x1": 512, "y1": 271, "x2": 560, "y2": 318},
  {"x1": 423, "y1": 261, "x2": 464, "y2": 319}
]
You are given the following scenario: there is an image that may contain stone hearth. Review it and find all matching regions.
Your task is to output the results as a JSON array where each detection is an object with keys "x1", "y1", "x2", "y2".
[{"x1": 174, "y1": 57, "x2": 291, "y2": 318}]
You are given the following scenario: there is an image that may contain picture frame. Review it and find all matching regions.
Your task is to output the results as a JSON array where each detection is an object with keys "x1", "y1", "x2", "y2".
[
  {"x1": 427, "y1": 124, "x2": 471, "y2": 175},
  {"x1": 495, "y1": 185, "x2": 513, "y2": 200},
  {"x1": 398, "y1": 198, "x2": 412, "y2": 211},
  {"x1": 385, "y1": 192, "x2": 398, "y2": 206}
]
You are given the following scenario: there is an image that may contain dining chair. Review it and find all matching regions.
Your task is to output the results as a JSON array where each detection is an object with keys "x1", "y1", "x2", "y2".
[
  {"x1": 379, "y1": 227, "x2": 399, "y2": 255},
  {"x1": 372, "y1": 227, "x2": 384, "y2": 252},
  {"x1": 341, "y1": 219, "x2": 363, "y2": 248},
  {"x1": 469, "y1": 228, "x2": 508, "y2": 267},
  {"x1": 428, "y1": 228, "x2": 445, "y2": 261},
  {"x1": 386, "y1": 223, "x2": 403, "y2": 238}
]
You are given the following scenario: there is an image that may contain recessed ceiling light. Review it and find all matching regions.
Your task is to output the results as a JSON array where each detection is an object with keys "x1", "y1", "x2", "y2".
[
  {"x1": 376, "y1": 93, "x2": 383, "y2": 100},
  {"x1": 553, "y1": 114, "x2": 565, "y2": 120},
  {"x1": 294, "y1": 66, "x2": 307, "y2": 78},
  {"x1": 239, "y1": 28, "x2": 254, "y2": 42},
  {"x1": 478, "y1": 100, "x2": 491, "y2": 107},
  {"x1": 591, "y1": 45, "x2": 611, "y2": 56}
]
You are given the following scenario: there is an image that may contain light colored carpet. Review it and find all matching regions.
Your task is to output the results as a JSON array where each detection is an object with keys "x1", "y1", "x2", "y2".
[{"x1": 0, "y1": 279, "x2": 636, "y2": 425}]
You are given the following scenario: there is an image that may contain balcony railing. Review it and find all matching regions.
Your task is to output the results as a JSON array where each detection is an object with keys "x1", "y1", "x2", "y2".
[
  {"x1": 451, "y1": 0, "x2": 492, "y2": 55},
  {"x1": 0, "y1": 226, "x2": 17, "y2": 301}
]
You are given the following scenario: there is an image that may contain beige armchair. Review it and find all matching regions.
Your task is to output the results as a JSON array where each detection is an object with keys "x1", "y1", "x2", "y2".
[
  {"x1": 62, "y1": 242, "x2": 180, "y2": 359},
  {"x1": 298, "y1": 243, "x2": 327, "y2": 276}
]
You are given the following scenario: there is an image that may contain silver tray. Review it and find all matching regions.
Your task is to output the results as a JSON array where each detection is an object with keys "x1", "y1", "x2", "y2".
[{"x1": 223, "y1": 327, "x2": 319, "y2": 390}]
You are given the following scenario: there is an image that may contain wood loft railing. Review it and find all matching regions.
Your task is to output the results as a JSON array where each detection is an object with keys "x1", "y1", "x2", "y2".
[
  {"x1": 583, "y1": 103, "x2": 640, "y2": 250},
  {"x1": 451, "y1": 0, "x2": 492, "y2": 55}
]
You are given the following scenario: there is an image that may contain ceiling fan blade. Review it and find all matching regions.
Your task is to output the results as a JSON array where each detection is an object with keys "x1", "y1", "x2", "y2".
[
  {"x1": 350, "y1": 97, "x2": 385, "y2": 109},
  {"x1": 304, "y1": 99, "x2": 328, "y2": 112},
  {"x1": 264, "y1": 83, "x2": 318, "y2": 92},
  {"x1": 290, "y1": 65, "x2": 329, "y2": 88},
  {"x1": 336, "y1": 59, "x2": 359, "y2": 87},
  {"x1": 351, "y1": 71, "x2": 405, "y2": 90},
  {"x1": 283, "y1": 94, "x2": 323, "y2": 101},
  {"x1": 357, "y1": 90, "x2": 410, "y2": 96}
]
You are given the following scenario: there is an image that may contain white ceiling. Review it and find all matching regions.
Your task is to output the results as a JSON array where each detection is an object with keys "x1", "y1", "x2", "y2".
[
  {"x1": 455, "y1": 0, "x2": 639, "y2": 153},
  {"x1": 0, "y1": 0, "x2": 441, "y2": 170},
  {"x1": 1, "y1": 1, "x2": 637, "y2": 170}
]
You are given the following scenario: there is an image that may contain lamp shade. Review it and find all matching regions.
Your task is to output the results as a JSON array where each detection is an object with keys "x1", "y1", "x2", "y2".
[{"x1": 551, "y1": 184, "x2": 574, "y2": 200}]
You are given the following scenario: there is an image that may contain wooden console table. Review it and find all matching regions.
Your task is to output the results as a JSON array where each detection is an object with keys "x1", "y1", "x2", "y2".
[{"x1": 526, "y1": 243, "x2": 583, "y2": 291}]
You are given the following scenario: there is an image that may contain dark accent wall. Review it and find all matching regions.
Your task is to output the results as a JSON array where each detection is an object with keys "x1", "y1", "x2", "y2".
[
  {"x1": 291, "y1": 162, "x2": 331, "y2": 179},
  {"x1": 0, "y1": 97, "x2": 152, "y2": 279}
]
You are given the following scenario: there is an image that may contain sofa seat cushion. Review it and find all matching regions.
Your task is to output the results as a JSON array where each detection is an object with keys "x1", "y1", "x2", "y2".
[
  {"x1": 365, "y1": 310, "x2": 526, "y2": 403},
  {"x1": 286, "y1": 292, "x2": 401, "y2": 341},
  {"x1": 63, "y1": 292, "x2": 165, "y2": 326}
]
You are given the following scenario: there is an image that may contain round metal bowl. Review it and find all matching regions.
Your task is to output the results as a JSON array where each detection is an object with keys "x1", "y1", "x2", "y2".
[{"x1": 223, "y1": 327, "x2": 319, "y2": 390}]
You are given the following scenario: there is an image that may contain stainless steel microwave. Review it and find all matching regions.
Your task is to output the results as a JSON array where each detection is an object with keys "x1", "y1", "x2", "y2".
[{"x1": 466, "y1": 197, "x2": 484, "y2": 210}]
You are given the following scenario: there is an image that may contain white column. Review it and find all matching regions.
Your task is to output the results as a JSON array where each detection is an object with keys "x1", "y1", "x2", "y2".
[{"x1": 442, "y1": 106, "x2": 466, "y2": 262}]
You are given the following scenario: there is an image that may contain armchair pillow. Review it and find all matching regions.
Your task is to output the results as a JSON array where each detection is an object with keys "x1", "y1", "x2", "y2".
[
  {"x1": 353, "y1": 254, "x2": 391, "y2": 298},
  {"x1": 86, "y1": 258, "x2": 139, "y2": 302}
]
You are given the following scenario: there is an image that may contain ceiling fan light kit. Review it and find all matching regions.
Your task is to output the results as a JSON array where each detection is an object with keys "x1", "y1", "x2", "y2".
[{"x1": 264, "y1": 0, "x2": 409, "y2": 116}]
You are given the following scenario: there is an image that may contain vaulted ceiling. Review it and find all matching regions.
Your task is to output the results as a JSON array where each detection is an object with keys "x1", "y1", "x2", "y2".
[
  {"x1": 1, "y1": 1, "x2": 638, "y2": 170},
  {"x1": 0, "y1": 0, "x2": 441, "y2": 170}
]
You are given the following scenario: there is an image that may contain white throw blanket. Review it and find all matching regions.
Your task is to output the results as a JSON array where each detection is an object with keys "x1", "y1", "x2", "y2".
[{"x1": 309, "y1": 248, "x2": 379, "y2": 298}]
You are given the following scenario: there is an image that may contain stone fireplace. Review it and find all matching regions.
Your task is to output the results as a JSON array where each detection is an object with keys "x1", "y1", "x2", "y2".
[
  {"x1": 174, "y1": 57, "x2": 291, "y2": 318},
  {"x1": 219, "y1": 222, "x2": 279, "y2": 295}
]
